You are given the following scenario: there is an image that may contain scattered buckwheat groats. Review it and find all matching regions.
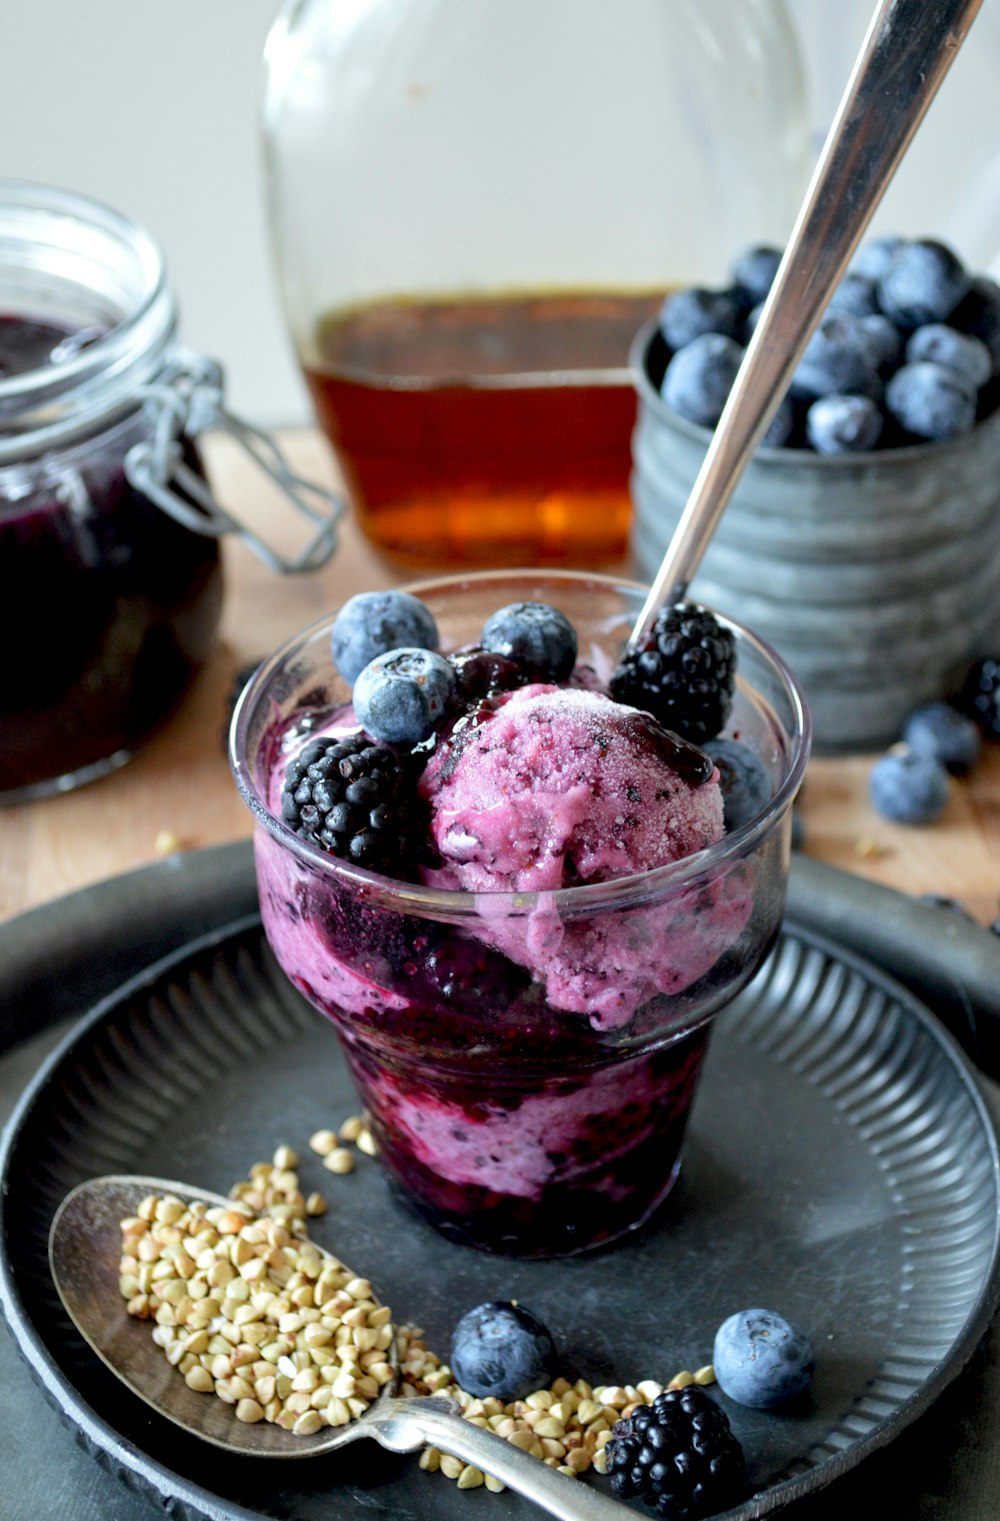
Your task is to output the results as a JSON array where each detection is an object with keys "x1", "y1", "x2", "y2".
[
  {"x1": 308, "y1": 1114, "x2": 378, "y2": 1171},
  {"x1": 118, "y1": 1139, "x2": 730, "y2": 1496},
  {"x1": 398, "y1": 1317, "x2": 717, "y2": 1492}
]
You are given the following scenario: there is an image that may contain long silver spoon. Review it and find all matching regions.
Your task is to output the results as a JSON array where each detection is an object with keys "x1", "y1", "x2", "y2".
[
  {"x1": 631, "y1": 0, "x2": 985, "y2": 644},
  {"x1": 49, "y1": 1175, "x2": 631, "y2": 1521}
]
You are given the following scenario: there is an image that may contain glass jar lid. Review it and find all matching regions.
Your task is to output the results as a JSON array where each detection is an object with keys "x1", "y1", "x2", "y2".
[
  {"x1": 0, "y1": 180, "x2": 175, "y2": 455},
  {"x1": 0, "y1": 179, "x2": 344, "y2": 573}
]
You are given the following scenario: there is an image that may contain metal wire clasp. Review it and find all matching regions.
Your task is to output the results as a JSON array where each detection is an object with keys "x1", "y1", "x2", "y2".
[{"x1": 124, "y1": 351, "x2": 344, "y2": 574}]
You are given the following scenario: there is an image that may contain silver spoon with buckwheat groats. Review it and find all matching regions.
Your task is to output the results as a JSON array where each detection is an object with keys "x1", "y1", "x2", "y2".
[{"x1": 49, "y1": 1175, "x2": 633, "y2": 1521}]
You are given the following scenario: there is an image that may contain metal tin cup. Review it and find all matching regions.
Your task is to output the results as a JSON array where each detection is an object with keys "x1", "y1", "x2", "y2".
[{"x1": 629, "y1": 318, "x2": 1000, "y2": 753}]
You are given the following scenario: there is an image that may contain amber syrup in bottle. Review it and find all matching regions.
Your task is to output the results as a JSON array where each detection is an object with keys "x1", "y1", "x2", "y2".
[{"x1": 302, "y1": 290, "x2": 662, "y2": 569}]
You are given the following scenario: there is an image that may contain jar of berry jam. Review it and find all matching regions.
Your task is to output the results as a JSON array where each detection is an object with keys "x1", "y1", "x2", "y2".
[{"x1": 0, "y1": 181, "x2": 343, "y2": 802}]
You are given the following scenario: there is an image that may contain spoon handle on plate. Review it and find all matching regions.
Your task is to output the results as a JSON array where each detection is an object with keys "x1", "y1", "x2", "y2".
[
  {"x1": 371, "y1": 1396, "x2": 632, "y2": 1520},
  {"x1": 630, "y1": 0, "x2": 985, "y2": 644}
]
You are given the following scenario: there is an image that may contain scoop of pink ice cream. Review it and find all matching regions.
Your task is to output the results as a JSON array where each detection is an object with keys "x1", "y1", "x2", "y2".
[
  {"x1": 419, "y1": 685, "x2": 724, "y2": 894},
  {"x1": 418, "y1": 686, "x2": 749, "y2": 1029}
]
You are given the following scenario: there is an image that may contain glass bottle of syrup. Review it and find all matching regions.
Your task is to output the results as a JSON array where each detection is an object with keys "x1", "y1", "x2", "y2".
[{"x1": 263, "y1": 0, "x2": 810, "y2": 570}]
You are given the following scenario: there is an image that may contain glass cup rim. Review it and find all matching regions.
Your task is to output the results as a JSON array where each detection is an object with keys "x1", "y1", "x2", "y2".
[{"x1": 230, "y1": 567, "x2": 811, "y2": 917}]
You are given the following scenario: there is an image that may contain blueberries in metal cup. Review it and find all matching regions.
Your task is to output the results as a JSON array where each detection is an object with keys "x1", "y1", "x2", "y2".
[
  {"x1": 730, "y1": 243, "x2": 782, "y2": 303},
  {"x1": 661, "y1": 333, "x2": 744, "y2": 427},
  {"x1": 904, "y1": 324, "x2": 992, "y2": 390},
  {"x1": 650, "y1": 233, "x2": 1000, "y2": 452},
  {"x1": 828, "y1": 271, "x2": 880, "y2": 318},
  {"x1": 805, "y1": 393, "x2": 884, "y2": 454},
  {"x1": 876, "y1": 238, "x2": 972, "y2": 330},
  {"x1": 658, "y1": 287, "x2": 742, "y2": 350},
  {"x1": 790, "y1": 314, "x2": 880, "y2": 402},
  {"x1": 957, "y1": 656, "x2": 1000, "y2": 738},
  {"x1": 885, "y1": 361, "x2": 977, "y2": 441}
]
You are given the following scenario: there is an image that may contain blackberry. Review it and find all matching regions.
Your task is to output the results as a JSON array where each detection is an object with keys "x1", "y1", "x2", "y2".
[
  {"x1": 958, "y1": 656, "x2": 1000, "y2": 738},
  {"x1": 281, "y1": 732, "x2": 424, "y2": 877},
  {"x1": 605, "y1": 1386, "x2": 745, "y2": 1519},
  {"x1": 610, "y1": 605, "x2": 736, "y2": 745}
]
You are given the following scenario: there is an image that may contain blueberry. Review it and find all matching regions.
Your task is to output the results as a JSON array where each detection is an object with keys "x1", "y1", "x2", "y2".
[
  {"x1": 723, "y1": 282, "x2": 757, "y2": 322},
  {"x1": 704, "y1": 738, "x2": 772, "y2": 830},
  {"x1": 850, "y1": 233, "x2": 905, "y2": 283},
  {"x1": 662, "y1": 333, "x2": 743, "y2": 427},
  {"x1": 743, "y1": 301, "x2": 766, "y2": 342},
  {"x1": 904, "y1": 324, "x2": 992, "y2": 391},
  {"x1": 761, "y1": 394, "x2": 795, "y2": 448},
  {"x1": 481, "y1": 601, "x2": 578, "y2": 681},
  {"x1": 869, "y1": 745, "x2": 950, "y2": 824},
  {"x1": 658, "y1": 287, "x2": 741, "y2": 350},
  {"x1": 950, "y1": 275, "x2": 1000, "y2": 376},
  {"x1": 450, "y1": 1302, "x2": 556, "y2": 1401},
  {"x1": 902, "y1": 701, "x2": 981, "y2": 775},
  {"x1": 858, "y1": 313, "x2": 904, "y2": 375},
  {"x1": 353, "y1": 646, "x2": 457, "y2": 744},
  {"x1": 828, "y1": 272, "x2": 879, "y2": 318},
  {"x1": 331, "y1": 590, "x2": 439, "y2": 685},
  {"x1": 730, "y1": 245, "x2": 782, "y2": 303},
  {"x1": 791, "y1": 315, "x2": 879, "y2": 402},
  {"x1": 713, "y1": 1309, "x2": 814, "y2": 1409},
  {"x1": 805, "y1": 392, "x2": 883, "y2": 454},
  {"x1": 885, "y1": 361, "x2": 977, "y2": 441},
  {"x1": 877, "y1": 239, "x2": 971, "y2": 330}
]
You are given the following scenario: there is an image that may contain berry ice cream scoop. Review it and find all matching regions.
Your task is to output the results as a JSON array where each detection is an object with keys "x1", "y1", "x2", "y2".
[
  {"x1": 419, "y1": 685, "x2": 750, "y2": 1028},
  {"x1": 420, "y1": 685, "x2": 723, "y2": 894}
]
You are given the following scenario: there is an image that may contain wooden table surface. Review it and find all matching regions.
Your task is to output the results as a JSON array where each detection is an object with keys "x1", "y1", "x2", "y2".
[{"x1": 2, "y1": 429, "x2": 998, "y2": 928}]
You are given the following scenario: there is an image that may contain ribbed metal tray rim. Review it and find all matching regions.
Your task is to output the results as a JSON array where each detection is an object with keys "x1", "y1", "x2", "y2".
[{"x1": 1, "y1": 912, "x2": 999, "y2": 1521}]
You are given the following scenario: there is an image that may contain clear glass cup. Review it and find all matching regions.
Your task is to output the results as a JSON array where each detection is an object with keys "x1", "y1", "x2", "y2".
[{"x1": 231, "y1": 570, "x2": 810, "y2": 1256}]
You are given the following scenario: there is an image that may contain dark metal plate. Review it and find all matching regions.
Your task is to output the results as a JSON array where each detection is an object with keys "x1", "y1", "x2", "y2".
[{"x1": 2, "y1": 908, "x2": 999, "y2": 1521}]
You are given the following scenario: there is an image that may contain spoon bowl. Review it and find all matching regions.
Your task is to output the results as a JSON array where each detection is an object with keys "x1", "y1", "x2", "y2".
[
  {"x1": 49, "y1": 1175, "x2": 632, "y2": 1519},
  {"x1": 49, "y1": 1174, "x2": 406, "y2": 1459}
]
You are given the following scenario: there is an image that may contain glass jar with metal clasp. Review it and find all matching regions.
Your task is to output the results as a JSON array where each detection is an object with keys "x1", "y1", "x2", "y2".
[{"x1": 0, "y1": 180, "x2": 345, "y2": 802}]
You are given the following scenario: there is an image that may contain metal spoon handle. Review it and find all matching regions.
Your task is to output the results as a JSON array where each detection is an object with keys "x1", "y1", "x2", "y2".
[
  {"x1": 373, "y1": 1398, "x2": 631, "y2": 1520},
  {"x1": 630, "y1": 0, "x2": 985, "y2": 643}
]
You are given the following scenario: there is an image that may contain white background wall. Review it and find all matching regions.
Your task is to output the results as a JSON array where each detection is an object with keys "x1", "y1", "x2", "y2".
[
  {"x1": 2, "y1": 1, "x2": 307, "y2": 426},
  {"x1": 3, "y1": 1, "x2": 999, "y2": 429}
]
